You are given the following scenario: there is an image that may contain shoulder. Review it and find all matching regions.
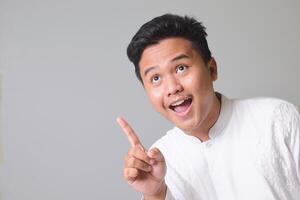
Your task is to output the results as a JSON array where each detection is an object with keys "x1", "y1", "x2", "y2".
[
  {"x1": 233, "y1": 96, "x2": 291, "y2": 110},
  {"x1": 231, "y1": 96, "x2": 299, "y2": 120},
  {"x1": 234, "y1": 96, "x2": 300, "y2": 139},
  {"x1": 270, "y1": 99, "x2": 300, "y2": 133}
]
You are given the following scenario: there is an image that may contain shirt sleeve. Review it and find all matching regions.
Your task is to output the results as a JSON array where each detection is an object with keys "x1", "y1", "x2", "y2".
[
  {"x1": 273, "y1": 102, "x2": 300, "y2": 182},
  {"x1": 290, "y1": 104, "x2": 300, "y2": 182}
]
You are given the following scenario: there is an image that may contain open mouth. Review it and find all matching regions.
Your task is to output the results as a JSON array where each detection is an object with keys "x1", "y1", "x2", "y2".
[{"x1": 169, "y1": 97, "x2": 192, "y2": 116}]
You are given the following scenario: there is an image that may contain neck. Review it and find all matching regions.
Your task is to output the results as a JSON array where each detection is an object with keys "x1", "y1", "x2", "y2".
[{"x1": 192, "y1": 92, "x2": 222, "y2": 142}]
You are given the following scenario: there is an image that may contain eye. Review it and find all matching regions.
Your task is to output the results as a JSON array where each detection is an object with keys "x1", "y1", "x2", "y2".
[
  {"x1": 151, "y1": 75, "x2": 161, "y2": 84},
  {"x1": 176, "y1": 65, "x2": 187, "y2": 73}
]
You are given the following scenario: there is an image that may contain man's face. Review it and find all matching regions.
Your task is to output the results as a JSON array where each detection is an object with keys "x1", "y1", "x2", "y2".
[{"x1": 139, "y1": 37, "x2": 218, "y2": 135}]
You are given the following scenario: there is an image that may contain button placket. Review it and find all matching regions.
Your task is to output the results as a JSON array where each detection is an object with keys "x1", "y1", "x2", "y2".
[{"x1": 206, "y1": 141, "x2": 212, "y2": 148}]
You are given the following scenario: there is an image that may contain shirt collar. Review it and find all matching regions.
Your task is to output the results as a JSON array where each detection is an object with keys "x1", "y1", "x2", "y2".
[
  {"x1": 208, "y1": 93, "x2": 233, "y2": 139},
  {"x1": 173, "y1": 92, "x2": 233, "y2": 142}
]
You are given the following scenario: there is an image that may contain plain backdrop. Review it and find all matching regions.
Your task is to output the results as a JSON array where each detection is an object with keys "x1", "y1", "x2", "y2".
[{"x1": 0, "y1": 0, "x2": 299, "y2": 199}]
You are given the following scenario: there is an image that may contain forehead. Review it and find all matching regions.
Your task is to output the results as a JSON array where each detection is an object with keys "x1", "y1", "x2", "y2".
[{"x1": 139, "y1": 37, "x2": 195, "y2": 69}]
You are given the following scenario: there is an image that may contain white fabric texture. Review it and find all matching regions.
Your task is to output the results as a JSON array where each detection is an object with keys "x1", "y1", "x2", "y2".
[{"x1": 151, "y1": 94, "x2": 300, "y2": 200}]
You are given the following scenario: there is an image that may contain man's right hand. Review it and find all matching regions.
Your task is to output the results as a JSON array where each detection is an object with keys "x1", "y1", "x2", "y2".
[{"x1": 117, "y1": 117, "x2": 167, "y2": 198}]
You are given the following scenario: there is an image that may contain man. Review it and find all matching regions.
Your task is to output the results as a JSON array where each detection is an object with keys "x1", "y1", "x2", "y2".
[{"x1": 117, "y1": 14, "x2": 300, "y2": 200}]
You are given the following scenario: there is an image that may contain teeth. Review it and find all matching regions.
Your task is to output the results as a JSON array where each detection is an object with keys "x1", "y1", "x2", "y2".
[
  {"x1": 171, "y1": 99, "x2": 185, "y2": 106},
  {"x1": 171, "y1": 97, "x2": 191, "y2": 107}
]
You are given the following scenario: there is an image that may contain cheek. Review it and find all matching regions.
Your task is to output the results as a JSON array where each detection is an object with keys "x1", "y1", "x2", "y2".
[
  {"x1": 146, "y1": 88, "x2": 165, "y2": 111},
  {"x1": 185, "y1": 72, "x2": 211, "y2": 92}
]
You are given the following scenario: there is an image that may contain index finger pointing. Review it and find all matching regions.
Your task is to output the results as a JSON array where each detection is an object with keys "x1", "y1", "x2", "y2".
[{"x1": 116, "y1": 117, "x2": 144, "y2": 149}]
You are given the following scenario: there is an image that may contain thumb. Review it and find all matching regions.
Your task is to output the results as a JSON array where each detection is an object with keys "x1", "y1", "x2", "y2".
[{"x1": 147, "y1": 147, "x2": 165, "y2": 162}]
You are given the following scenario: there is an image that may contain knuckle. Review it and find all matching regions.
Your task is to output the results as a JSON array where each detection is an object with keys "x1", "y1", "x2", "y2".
[
  {"x1": 123, "y1": 154, "x2": 128, "y2": 162},
  {"x1": 124, "y1": 168, "x2": 137, "y2": 178},
  {"x1": 128, "y1": 147, "x2": 150, "y2": 163},
  {"x1": 128, "y1": 157, "x2": 135, "y2": 167},
  {"x1": 128, "y1": 148, "x2": 135, "y2": 156},
  {"x1": 142, "y1": 153, "x2": 148, "y2": 159},
  {"x1": 123, "y1": 168, "x2": 128, "y2": 177},
  {"x1": 124, "y1": 125, "x2": 130, "y2": 132},
  {"x1": 132, "y1": 146, "x2": 139, "y2": 152},
  {"x1": 132, "y1": 168, "x2": 138, "y2": 177},
  {"x1": 142, "y1": 154, "x2": 150, "y2": 163},
  {"x1": 123, "y1": 123, "x2": 129, "y2": 128}
]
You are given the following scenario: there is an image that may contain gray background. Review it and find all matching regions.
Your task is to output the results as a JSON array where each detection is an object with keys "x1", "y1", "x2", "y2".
[{"x1": 0, "y1": 0, "x2": 299, "y2": 199}]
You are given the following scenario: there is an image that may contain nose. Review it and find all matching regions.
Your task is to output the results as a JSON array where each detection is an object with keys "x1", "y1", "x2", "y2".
[{"x1": 165, "y1": 76, "x2": 183, "y2": 97}]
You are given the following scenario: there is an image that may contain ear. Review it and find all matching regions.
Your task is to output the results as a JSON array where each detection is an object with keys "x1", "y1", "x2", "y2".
[{"x1": 208, "y1": 57, "x2": 218, "y2": 81}]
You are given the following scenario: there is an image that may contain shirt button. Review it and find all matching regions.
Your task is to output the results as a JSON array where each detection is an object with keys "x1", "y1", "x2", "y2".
[{"x1": 206, "y1": 142, "x2": 212, "y2": 148}]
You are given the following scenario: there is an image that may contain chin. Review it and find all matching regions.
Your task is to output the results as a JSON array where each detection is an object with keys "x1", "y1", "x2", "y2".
[{"x1": 173, "y1": 118, "x2": 196, "y2": 132}]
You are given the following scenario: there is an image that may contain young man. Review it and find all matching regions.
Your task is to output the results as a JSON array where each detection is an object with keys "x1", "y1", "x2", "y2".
[{"x1": 117, "y1": 14, "x2": 300, "y2": 200}]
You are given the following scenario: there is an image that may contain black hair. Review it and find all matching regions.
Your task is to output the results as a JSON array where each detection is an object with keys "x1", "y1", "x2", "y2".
[{"x1": 127, "y1": 13, "x2": 212, "y2": 82}]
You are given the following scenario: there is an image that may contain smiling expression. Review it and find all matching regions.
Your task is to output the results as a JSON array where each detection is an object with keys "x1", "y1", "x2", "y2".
[{"x1": 139, "y1": 37, "x2": 219, "y2": 137}]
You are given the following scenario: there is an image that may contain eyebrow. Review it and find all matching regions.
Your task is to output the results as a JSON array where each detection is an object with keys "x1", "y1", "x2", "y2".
[
  {"x1": 144, "y1": 66, "x2": 157, "y2": 77},
  {"x1": 143, "y1": 54, "x2": 190, "y2": 77},
  {"x1": 170, "y1": 54, "x2": 190, "y2": 62}
]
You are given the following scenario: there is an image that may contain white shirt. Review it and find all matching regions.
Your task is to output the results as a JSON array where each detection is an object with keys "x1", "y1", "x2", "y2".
[{"x1": 152, "y1": 94, "x2": 300, "y2": 200}]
